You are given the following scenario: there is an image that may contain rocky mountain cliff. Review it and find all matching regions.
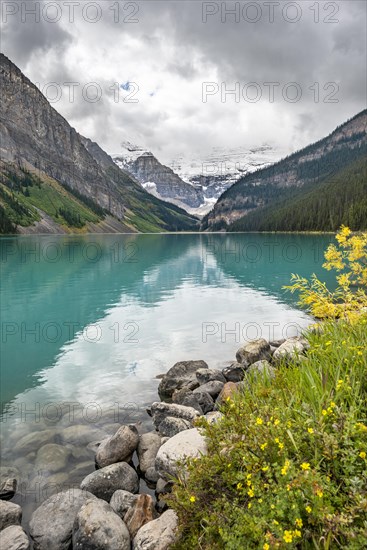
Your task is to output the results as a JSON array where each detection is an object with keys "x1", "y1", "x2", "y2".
[
  {"x1": 114, "y1": 143, "x2": 204, "y2": 212},
  {"x1": 0, "y1": 54, "x2": 198, "y2": 233},
  {"x1": 114, "y1": 142, "x2": 283, "y2": 216},
  {"x1": 203, "y1": 110, "x2": 367, "y2": 230},
  {"x1": 166, "y1": 145, "x2": 284, "y2": 215}
]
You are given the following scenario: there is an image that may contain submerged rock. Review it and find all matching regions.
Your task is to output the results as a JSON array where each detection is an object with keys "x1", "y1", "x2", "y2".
[
  {"x1": 133, "y1": 509, "x2": 178, "y2": 550},
  {"x1": 29, "y1": 488, "x2": 97, "y2": 550},
  {"x1": 80, "y1": 462, "x2": 139, "y2": 500},
  {"x1": 13, "y1": 430, "x2": 55, "y2": 454},
  {"x1": 155, "y1": 428, "x2": 207, "y2": 480},
  {"x1": 72, "y1": 498, "x2": 130, "y2": 550},
  {"x1": 158, "y1": 360, "x2": 208, "y2": 399},
  {"x1": 95, "y1": 425, "x2": 139, "y2": 468},
  {"x1": 60, "y1": 425, "x2": 107, "y2": 445},
  {"x1": 35, "y1": 444, "x2": 71, "y2": 473}
]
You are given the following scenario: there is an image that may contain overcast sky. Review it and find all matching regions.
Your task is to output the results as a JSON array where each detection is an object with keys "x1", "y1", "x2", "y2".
[{"x1": 2, "y1": 0, "x2": 366, "y2": 162}]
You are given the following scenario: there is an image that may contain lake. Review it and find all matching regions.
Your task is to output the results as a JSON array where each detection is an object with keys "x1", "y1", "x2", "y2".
[{"x1": 0, "y1": 233, "x2": 334, "y2": 523}]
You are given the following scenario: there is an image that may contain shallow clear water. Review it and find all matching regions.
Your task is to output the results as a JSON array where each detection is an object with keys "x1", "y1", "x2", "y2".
[{"x1": 0, "y1": 233, "x2": 334, "y2": 524}]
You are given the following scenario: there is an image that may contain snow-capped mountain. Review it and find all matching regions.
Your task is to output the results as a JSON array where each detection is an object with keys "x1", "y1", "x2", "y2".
[
  {"x1": 113, "y1": 142, "x2": 285, "y2": 216},
  {"x1": 114, "y1": 142, "x2": 204, "y2": 212},
  {"x1": 165, "y1": 145, "x2": 287, "y2": 215}
]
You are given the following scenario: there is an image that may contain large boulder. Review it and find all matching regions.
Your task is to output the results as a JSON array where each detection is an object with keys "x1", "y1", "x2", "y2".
[
  {"x1": 193, "y1": 380, "x2": 224, "y2": 398},
  {"x1": 0, "y1": 525, "x2": 30, "y2": 550},
  {"x1": 72, "y1": 498, "x2": 130, "y2": 550},
  {"x1": 190, "y1": 391, "x2": 214, "y2": 414},
  {"x1": 124, "y1": 494, "x2": 157, "y2": 538},
  {"x1": 216, "y1": 382, "x2": 238, "y2": 404},
  {"x1": 155, "y1": 428, "x2": 207, "y2": 480},
  {"x1": 205, "y1": 411, "x2": 224, "y2": 425},
  {"x1": 133, "y1": 509, "x2": 178, "y2": 550},
  {"x1": 150, "y1": 402, "x2": 201, "y2": 433},
  {"x1": 29, "y1": 488, "x2": 97, "y2": 550},
  {"x1": 110, "y1": 490, "x2": 138, "y2": 517},
  {"x1": 95, "y1": 425, "x2": 139, "y2": 468},
  {"x1": 195, "y1": 368, "x2": 226, "y2": 385},
  {"x1": 246, "y1": 360, "x2": 275, "y2": 379},
  {"x1": 157, "y1": 417, "x2": 191, "y2": 438},
  {"x1": 0, "y1": 477, "x2": 17, "y2": 500},
  {"x1": 137, "y1": 432, "x2": 162, "y2": 474},
  {"x1": 35, "y1": 444, "x2": 71, "y2": 474},
  {"x1": 236, "y1": 338, "x2": 271, "y2": 365},
  {"x1": 158, "y1": 360, "x2": 208, "y2": 399},
  {"x1": 222, "y1": 362, "x2": 247, "y2": 382},
  {"x1": 273, "y1": 336, "x2": 309, "y2": 363},
  {"x1": 145, "y1": 467, "x2": 159, "y2": 484},
  {"x1": 171, "y1": 388, "x2": 203, "y2": 414},
  {"x1": 0, "y1": 500, "x2": 22, "y2": 530},
  {"x1": 80, "y1": 462, "x2": 139, "y2": 500}
]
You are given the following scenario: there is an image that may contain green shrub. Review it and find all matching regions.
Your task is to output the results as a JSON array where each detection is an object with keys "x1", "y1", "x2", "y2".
[{"x1": 168, "y1": 317, "x2": 367, "y2": 549}]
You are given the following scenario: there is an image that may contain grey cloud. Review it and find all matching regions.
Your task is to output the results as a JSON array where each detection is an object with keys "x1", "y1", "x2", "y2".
[{"x1": 1, "y1": 0, "x2": 365, "y2": 157}]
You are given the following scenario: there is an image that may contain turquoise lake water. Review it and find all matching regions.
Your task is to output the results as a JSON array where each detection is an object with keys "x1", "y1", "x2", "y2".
[{"x1": 0, "y1": 233, "x2": 334, "y2": 522}]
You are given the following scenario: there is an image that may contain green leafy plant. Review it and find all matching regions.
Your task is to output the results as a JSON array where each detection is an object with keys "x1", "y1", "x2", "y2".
[{"x1": 168, "y1": 318, "x2": 367, "y2": 549}]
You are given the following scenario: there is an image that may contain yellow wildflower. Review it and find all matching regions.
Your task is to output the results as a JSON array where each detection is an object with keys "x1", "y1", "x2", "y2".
[
  {"x1": 248, "y1": 488, "x2": 255, "y2": 497},
  {"x1": 306, "y1": 506, "x2": 312, "y2": 514},
  {"x1": 301, "y1": 462, "x2": 310, "y2": 471},
  {"x1": 263, "y1": 544, "x2": 270, "y2": 550},
  {"x1": 316, "y1": 489, "x2": 323, "y2": 498},
  {"x1": 283, "y1": 530, "x2": 293, "y2": 543},
  {"x1": 295, "y1": 518, "x2": 303, "y2": 528},
  {"x1": 281, "y1": 460, "x2": 290, "y2": 476},
  {"x1": 189, "y1": 496, "x2": 196, "y2": 503},
  {"x1": 260, "y1": 442, "x2": 268, "y2": 451},
  {"x1": 307, "y1": 427, "x2": 314, "y2": 434},
  {"x1": 359, "y1": 451, "x2": 366, "y2": 459},
  {"x1": 294, "y1": 530, "x2": 302, "y2": 537},
  {"x1": 256, "y1": 417, "x2": 263, "y2": 426}
]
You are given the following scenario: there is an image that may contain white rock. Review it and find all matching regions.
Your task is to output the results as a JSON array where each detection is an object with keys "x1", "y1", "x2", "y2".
[
  {"x1": 155, "y1": 428, "x2": 207, "y2": 480},
  {"x1": 0, "y1": 525, "x2": 30, "y2": 549},
  {"x1": 133, "y1": 509, "x2": 178, "y2": 550}
]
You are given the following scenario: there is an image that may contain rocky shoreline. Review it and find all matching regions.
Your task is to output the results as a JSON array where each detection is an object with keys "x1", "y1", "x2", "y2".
[{"x1": 0, "y1": 335, "x2": 310, "y2": 550}]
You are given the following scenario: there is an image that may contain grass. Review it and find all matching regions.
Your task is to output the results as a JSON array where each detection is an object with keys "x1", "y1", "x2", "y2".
[
  {"x1": 0, "y1": 166, "x2": 102, "y2": 232},
  {"x1": 168, "y1": 316, "x2": 367, "y2": 549}
]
